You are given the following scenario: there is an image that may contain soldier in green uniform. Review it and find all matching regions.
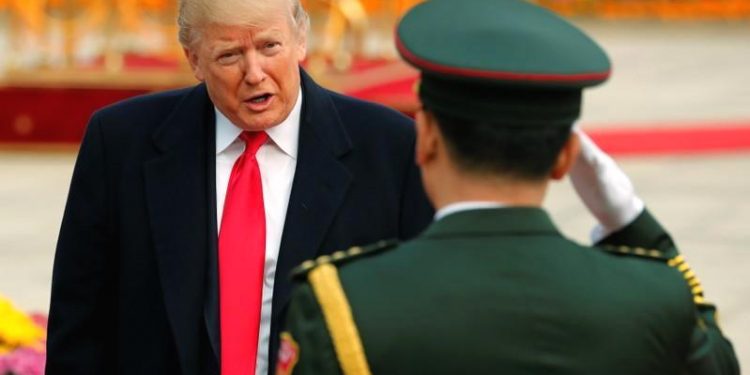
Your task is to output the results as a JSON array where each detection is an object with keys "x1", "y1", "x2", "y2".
[{"x1": 276, "y1": 0, "x2": 740, "y2": 374}]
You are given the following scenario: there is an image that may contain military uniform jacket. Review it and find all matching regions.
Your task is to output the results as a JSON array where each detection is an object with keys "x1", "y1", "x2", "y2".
[{"x1": 279, "y1": 207, "x2": 739, "y2": 375}]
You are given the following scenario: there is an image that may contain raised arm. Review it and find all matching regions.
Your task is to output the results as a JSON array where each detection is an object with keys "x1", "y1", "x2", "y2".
[{"x1": 569, "y1": 129, "x2": 740, "y2": 375}]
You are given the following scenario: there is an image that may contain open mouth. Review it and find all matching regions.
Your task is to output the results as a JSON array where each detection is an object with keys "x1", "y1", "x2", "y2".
[{"x1": 248, "y1": 94, "x2": 272, "y2": 104}]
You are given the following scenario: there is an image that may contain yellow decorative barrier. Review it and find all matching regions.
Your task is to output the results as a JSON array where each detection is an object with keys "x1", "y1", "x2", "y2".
[{"x1": 0, "y1": 295, "x2": 45, "y2": 355}]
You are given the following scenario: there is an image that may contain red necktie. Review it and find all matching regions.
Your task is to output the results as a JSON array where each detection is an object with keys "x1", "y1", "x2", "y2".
[{"x1": 219, "y1": 131, "x2": 268, "y2": 375}]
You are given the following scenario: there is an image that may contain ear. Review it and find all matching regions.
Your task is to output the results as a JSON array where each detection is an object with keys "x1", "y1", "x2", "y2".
[
  {"x1": 415, "y1": 109, "x2": 439, "y2": 167},
  {"x1": 183, "y1": 46, "x2": 205, "y2": 81},
  {"x1": 550, "y1": 132, "x2": 581, "y2": 180},
  {"x1": 296, "y1": 42, "x2": 307, "y2": 63},
  {"x1": 295, "y1": 29, "x2": 308, "y2": 63}
]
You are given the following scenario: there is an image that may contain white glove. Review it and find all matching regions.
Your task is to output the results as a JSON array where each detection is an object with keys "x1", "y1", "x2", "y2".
[{"x1": 569, "y1": 127, "x2": 645, "y2": 242}]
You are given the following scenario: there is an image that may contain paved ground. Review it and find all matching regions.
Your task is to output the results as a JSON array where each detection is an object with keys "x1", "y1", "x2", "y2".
[
  {"x1": 576, "y1": 21, "x2": 750, "y2": 126},
  {"x1": 1, "y1": 21, "x2": 749, "y2": 369}
]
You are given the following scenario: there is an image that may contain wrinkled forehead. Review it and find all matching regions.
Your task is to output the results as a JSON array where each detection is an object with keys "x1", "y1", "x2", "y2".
[{"x1": 200, "y1": 22, "x2": 288, "y2": 52}]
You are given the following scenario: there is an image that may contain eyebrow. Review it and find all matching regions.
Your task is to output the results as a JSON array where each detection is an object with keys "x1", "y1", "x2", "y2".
[{"x1": 210, "y1": 43, "x2": 242, "y2": 55}]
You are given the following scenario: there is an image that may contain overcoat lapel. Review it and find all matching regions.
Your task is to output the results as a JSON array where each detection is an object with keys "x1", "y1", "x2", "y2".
[
  {"x1": 272, "y1": 70, "x2": 354, "y2": 318},
  {"x1": 143, "y1": 84, "x2": 217, "y2": 374}
]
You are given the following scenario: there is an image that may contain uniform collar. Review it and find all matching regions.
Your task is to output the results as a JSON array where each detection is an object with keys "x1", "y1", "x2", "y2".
[
  {"x1": 434, "y1": 201, "x2": 506, "y2": 221},
  {"x1": 424, "y1": 206, "x2": 561, "y2": 239},
  {"x1": 215, "y1": 88, "x2": 302, "y2": 159}
]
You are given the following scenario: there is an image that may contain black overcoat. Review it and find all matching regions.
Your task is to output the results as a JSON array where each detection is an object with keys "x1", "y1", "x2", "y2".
[{"x1": 46, "y1": 69, "x2": 433, "y2": 375}]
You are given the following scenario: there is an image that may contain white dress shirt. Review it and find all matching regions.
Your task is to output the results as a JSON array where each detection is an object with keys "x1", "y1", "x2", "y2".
[
  {"x1": 215, "y1": 90, "x2": 302, "y2": 375},
  {"x1": 434, "y1": 201, "x2": 506, "y2": 221}
]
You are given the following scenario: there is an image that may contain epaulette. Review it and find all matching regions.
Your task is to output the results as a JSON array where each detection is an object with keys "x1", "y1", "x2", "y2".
[
  {"x1": 599, "y1": 244, "x2": 669, "y2": 261},
  {"x1": 290, "y1": 239, "x2": 400, "y2": 280},
  {"x1": 600, "y1": 245, "x2": 709, "y2": 306}
]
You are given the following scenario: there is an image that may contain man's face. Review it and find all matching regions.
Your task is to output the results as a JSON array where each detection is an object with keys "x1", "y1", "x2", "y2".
[{"x1": 185, "y1": 11, "x2": 306, "y2": 131}]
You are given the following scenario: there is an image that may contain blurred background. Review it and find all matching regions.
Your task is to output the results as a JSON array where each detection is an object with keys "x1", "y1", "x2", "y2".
[{"x1": 1, "y1": 0, "x2": 749, "y2": 372}]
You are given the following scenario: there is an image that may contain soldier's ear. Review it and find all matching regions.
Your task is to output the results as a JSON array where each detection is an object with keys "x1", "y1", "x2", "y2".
[
  {"x1": 550, "y1": 132, "x2": 580, "y2": 180},
  {"x1": 415, "y1": 109, "x2": 439, "y2": 167}
]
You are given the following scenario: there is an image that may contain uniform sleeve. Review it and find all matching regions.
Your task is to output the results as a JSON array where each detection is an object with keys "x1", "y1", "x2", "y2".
[
  {"x1": 685, "y1": 305, "x2": 740, "y2": 375},
  {"x1": 597, "y1": 208, "x2": 740, "y2": 375},
  {"x1": 278, "y1": 283, "x2": 343, "y2": 375},
  {"x1": 595, "y1": 208, "x2": 679, "y2": 258},
  {"x1": 46, "y1": 115, "x2": 117, "y2": 373}
]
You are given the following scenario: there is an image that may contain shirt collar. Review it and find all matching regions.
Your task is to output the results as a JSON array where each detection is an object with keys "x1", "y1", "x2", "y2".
[
  {"x1": 434, "y1": 201, "x2": 506, "y2": 221},
  {"x1": 215, "y1": 88, "x2": 302, "y2": 159}
]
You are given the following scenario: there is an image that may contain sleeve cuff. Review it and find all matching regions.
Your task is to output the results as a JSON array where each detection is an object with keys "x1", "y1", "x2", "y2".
[{"x1": 595, "y1": 208, "x2": 679, "y2": 258}]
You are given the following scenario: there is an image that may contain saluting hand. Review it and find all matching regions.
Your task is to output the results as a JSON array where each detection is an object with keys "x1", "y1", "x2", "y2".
[{"x1": 568, "y1": 127, "x2": 645, "y2": 242}]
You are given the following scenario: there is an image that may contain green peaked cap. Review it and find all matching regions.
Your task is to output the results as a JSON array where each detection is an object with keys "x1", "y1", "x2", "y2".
[{"x1": 396, "y1": 0, "x2": 611, "y2": 126}]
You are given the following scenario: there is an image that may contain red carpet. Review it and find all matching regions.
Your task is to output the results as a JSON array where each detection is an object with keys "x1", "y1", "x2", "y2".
[
  {"x1": 2, "y1": 75, "x2": 750, "y2": 156},
  {"x1": 586, "y1": 123, "x2": 750, "y2": 156}
]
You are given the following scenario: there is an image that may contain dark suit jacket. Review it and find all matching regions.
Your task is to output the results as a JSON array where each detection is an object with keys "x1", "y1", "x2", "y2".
[
  {"x1": 46, "y1": 70, "x2": 433, "y2": 375},
  {"x1": 284, "y1": 208, "x2": 739, "y2": 375}
]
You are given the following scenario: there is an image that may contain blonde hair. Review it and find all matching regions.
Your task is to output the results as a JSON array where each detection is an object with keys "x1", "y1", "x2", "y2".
[{"x1": 178, "y1": 0, "x2": 310, "y2": 48}]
